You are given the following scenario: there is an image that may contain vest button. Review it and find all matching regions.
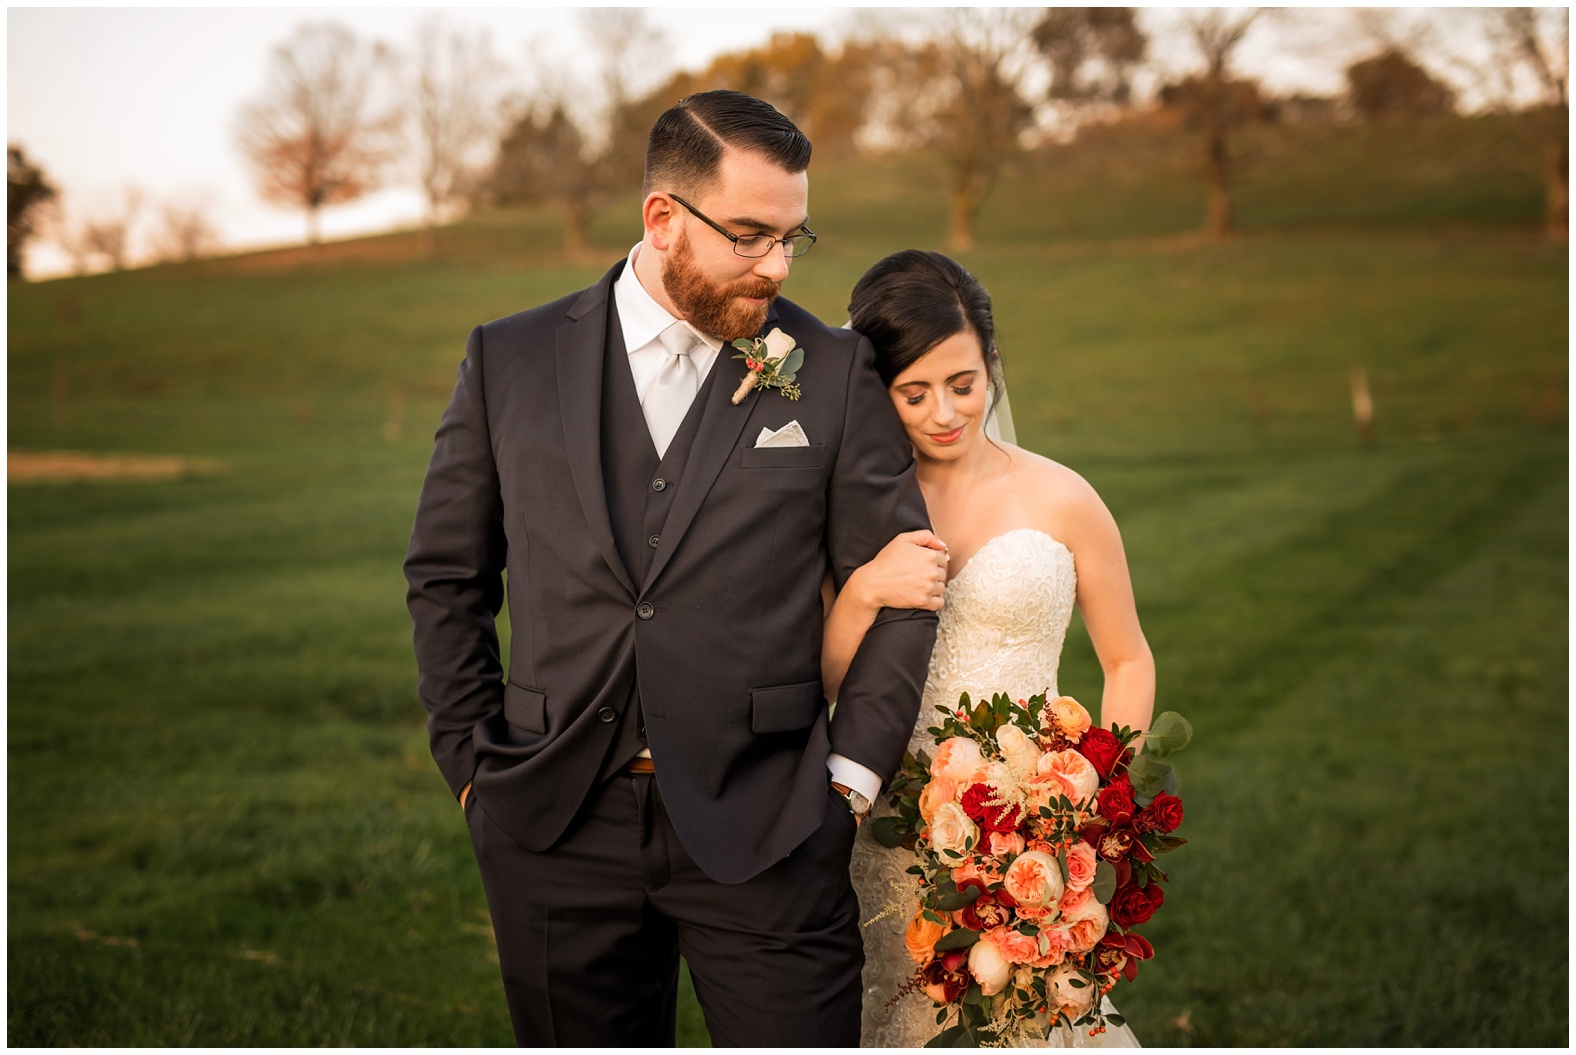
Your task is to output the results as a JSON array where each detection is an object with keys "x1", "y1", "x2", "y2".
[
  {"x1": 637, "y1": 602, "x2": 655, "y2": 619},
  {"x1": 648, "y1": 535, "x2": 660, "y2": 548},
  {"x1": 651, "y1": 478, "x2": 667, "y2": 491},
  {"x1": 597, "y1": 707, "x2": 616, "y2": 723}
]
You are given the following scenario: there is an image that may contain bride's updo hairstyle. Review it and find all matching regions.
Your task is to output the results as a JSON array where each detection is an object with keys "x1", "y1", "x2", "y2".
[{"x1": 847, "y1": 250, "x2": 1001, "y2": 405}]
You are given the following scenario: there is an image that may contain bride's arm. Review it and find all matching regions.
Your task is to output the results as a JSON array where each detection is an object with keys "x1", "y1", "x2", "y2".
[
  {"x1": 821, "y1": 530, "x2": 948, "y2": 703},
  {"x1": 1062, "y1": 480, "x2": 1156, "y2": 743}
]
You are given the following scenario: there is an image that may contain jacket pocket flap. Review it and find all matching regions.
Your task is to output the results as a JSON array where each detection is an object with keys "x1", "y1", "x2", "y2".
[
  {"x1": 503, "y1": 681, "x2": 547, "y2": 734},
  {"x1": 740, "y1": 444, "x2": 827, "y2": 469},
  {"x1": 750, "y1": 680, "x2": 825, "y2": 734}
]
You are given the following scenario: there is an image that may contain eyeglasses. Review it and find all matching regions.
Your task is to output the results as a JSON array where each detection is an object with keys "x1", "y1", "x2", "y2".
[{"x1": 668, "y1": 194, "x2": 817, "y2": 259}]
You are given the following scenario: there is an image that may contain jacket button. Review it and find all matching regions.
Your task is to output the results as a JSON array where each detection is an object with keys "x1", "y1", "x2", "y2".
[
  {"x1": 648, "y1": 535, "x2": 660, "y2": 548},
  {"x1": 637, "y1": 602, "x2": 655, "y2": 619},
  {"x1": 651, "y1": 478, "x2": 667, "y2": 491},
  {"x1": 597, "y1": 707, "x2": 616, "y2": 723}
]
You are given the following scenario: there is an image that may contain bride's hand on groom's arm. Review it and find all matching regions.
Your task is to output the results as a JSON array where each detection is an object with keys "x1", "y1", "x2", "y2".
[{"x1": 847, "y1": 530, "x2": 949, "y2": 614}]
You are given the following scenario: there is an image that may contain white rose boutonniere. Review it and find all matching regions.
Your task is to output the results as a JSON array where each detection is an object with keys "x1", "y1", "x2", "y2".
[{"x1": 730, "y1": 326, "x2": 804, "y2": 404}]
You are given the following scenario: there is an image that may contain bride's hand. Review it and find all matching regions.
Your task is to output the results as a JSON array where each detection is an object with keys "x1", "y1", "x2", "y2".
[{"x1": 849, "y1": 530, "x2": 948, "y2": 612}]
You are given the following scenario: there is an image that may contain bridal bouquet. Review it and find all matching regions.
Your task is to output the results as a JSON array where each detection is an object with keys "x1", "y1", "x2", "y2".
[{"x1": 870, "y1": 692, "x2": 1192, "y2": 1047}]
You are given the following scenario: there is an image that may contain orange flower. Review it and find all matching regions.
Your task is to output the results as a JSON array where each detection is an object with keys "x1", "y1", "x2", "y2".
[{"x1": 904, "y1": 910, "x2": 948, "y2": 966}]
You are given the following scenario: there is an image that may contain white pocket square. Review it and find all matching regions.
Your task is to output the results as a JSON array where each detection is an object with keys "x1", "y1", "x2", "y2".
[{"x1": 754, "y1": 420, "x2": 810, "y2": 448}]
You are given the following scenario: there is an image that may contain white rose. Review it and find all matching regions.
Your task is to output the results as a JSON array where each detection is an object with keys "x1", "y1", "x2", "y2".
[
  {"x1": 932, "y1": 737, "x2": 984, "y2": 785},
  {"x1": 995, "y1": 724, "x2": 1041, "y2": 775},
  {"x1": 761, "y1": 327, "x2": 796, "y2": 361},
  {"x1": 968, "y1": 936, "x2": 1013, "y2": 997},
  {"x1": 928, "y1": 802, "x2": 979, "y2": 857},
  {"x1": 1047, "y1": 963, "x2": 1097, "y2": 1017}
]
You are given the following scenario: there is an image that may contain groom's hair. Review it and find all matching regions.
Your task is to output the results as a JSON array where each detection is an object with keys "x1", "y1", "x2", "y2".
[{"x1": 643, "y1": 90, "x2": 811, "y2": 197}]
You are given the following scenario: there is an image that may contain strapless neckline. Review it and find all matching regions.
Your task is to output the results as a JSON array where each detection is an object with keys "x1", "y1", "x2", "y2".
[{"x1": 949, "y1": 527, "x2": 1071, "y2": 586}]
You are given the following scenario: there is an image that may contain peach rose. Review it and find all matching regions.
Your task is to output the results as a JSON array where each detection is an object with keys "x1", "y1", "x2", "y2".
[
  {"x1": 1014, "y1": 903, "x2": 1053, "y2": 923},
  {"x1": 904, "y1": 910, "x2": 948, "y2": 966},
  {"x1": 1028, "y1": 926, "x2": 1072, "y2": 969},
  {"x1": 968, "y1": 937, "x2": 1013, "y2": 996},
  {"x1": 988, "y1": 830, "x2": 1026, "y2": 857},
  {"x1": 1064, "y1": 841, "x2": 1099, "y2": 894},
  {"x1": 982, "y1": 925, "x2": 1041, "y2": 965},
  {"x1": 929, "y1": 802, "x2": 978, "y2": 857},
  {"x1": 1056, "y1": 888, "x2": 1110, "y2": 953},
  {"x1": 1038, "y1": 749, "x2": 1101, "y2": 805},
  {"x1": 918, "y1": 776, "x2": 959, "y2": 823},
  {"x1": 1025, "y1": 772, "x2": 1069, "y2": 812},
  {"x1": 1047, "y1": 696, "x2": 1092, "y2": 742},
  {"x1": 932, "y1": 737, "x2": 983, "y2": 784},
  {"x1": 1047, "y1": 962, "x2": 1096, "y2": 1017},
  {"x1": 1002, "y1": 850, "x2": 1065, "y2": 909},
  {"x1": 995, "y1": 723, "x2": 1041, "y2": 775}
]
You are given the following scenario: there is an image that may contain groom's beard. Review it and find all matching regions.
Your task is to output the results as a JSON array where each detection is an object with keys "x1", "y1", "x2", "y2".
[{"x1": 662, "y1": 230, "x2": 780, "y2": 341}]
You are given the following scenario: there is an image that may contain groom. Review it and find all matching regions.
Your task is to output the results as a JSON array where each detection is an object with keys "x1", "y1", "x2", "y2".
[{"x1": 404, "y1": 90, "x2": 937, "y2": 1045}]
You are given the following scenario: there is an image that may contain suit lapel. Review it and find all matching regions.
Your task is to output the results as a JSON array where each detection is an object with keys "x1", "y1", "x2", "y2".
[
  {"x1": 641, "y1": 305, "x2": 781, "y2": 594},
  {"x1": 556, "y1": 263, "x2": 636, "y2": 597}
]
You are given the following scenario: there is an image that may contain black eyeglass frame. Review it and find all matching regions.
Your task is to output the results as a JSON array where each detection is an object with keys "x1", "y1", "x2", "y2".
[{"x1": 667, "y1": 193, "x2": 817, "y2": 259}]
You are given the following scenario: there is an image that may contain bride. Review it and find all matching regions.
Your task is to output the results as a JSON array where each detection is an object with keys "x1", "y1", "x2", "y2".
[{"x1": 822, "y1": 250, "x2": 1157, "y2": 1047}]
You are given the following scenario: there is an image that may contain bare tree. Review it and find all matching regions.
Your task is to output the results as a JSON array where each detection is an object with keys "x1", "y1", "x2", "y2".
[
  {"x1": 1164, "y1": 9, "x2": 1263, "y2": 239},
  {"x1": 236, "y1": 22, "x2": 402, "y2": 246},
  {"x1": 482, "y1": 10, "x2": 668, "y2": 257},
  {"x1": 1489, "y1": 9, "x2": 1568, "y2": 243},
  {"x1": 154, "y1": 197, "x2": 221, "y2": 262},
  {"x1": 8, "y1": 144, "x2": 57, "y2": 280},
  {"x1": 80, "y1": 187, "x2": 143, "y2": 271},
  {"x1": 1345, "y1": 47, "x2": 1457, "y2": 119},
  {"x1": 409, "y1": 17, "x2": 507, "y2": 252},
  {"x1": 863, "y1": 9, "x2": 1039, "y2": 251}
]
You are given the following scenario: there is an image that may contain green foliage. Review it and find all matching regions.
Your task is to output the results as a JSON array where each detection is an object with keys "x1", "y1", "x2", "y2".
[{"x1": 1142, "y1": 711, "x2": 1193, "y2": 757}]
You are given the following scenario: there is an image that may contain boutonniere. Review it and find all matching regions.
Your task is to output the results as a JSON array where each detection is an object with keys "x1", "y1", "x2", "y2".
[{"x1": 730, "y1": 327, "x2": 804, "y2": 404}]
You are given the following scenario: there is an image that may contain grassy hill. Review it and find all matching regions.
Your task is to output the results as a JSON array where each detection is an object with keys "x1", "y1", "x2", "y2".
[{"x1": 8, "y1": 115, "x2": 1566, "y2": 1045}]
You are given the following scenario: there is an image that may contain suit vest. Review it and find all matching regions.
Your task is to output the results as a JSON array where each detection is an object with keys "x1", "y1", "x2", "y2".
[{"x1": 596, "y1": 301, "x2": 721, "y2": 780}]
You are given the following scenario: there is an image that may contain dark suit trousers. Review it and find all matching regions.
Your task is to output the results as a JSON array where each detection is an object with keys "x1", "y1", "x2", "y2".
[{"x1": 466, "y1": 774, "x2": 864, "y2": 1046}]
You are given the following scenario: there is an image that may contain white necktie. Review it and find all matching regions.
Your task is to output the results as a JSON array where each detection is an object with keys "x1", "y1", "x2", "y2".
[{"x1": 643, "y1": 324, "x2": 699, "y2": 458}]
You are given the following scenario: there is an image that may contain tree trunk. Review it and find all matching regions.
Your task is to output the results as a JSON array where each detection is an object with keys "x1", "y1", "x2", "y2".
[
  {"x1": 307, "y1": 204, "x2": 322, "y2": 248},
  {"x1": 1544, "y1": 125, "x2": 1568, "y2": 245},
  {"x1": 947, "y1": 183, "x2": 977, "y2": 252},
  {"x1": 1204, "y1": 125, "x2": 1233, "y2": 239},
  {"x1": 563, "y1": 197, "x2": 589, "y2": 259}
]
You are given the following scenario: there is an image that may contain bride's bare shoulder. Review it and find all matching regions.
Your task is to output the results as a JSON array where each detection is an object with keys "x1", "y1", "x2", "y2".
[{"x1": 1000, "y1": 445, "x2": 1115, "y2": 534}]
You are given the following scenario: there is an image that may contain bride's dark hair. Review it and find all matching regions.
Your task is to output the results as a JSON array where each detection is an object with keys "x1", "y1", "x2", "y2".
[{"x1": 847, "y1": 250, "x2": 1001, "y2": 405}]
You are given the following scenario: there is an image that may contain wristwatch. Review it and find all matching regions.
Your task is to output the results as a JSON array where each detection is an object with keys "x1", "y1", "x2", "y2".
[{"x1": 830, "y1": 780, "x2": 872, "y2": 819}]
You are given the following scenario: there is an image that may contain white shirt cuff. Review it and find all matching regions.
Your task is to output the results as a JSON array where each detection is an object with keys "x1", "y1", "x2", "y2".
[{"x1": 826, "y1": 753, "x2": 882, "y2": 805}]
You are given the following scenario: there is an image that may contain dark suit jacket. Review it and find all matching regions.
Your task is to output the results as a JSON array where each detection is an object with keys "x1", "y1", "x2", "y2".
[{"x1": 404, "y1": 260, "x2": 937, "y2": 883}]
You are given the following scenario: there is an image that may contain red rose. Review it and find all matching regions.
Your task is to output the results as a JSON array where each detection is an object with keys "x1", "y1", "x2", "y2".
[
  {"x1": 1109, "y1": 881, "x2": 1165, "y2": 928},
  {"x1": 1097, "y1": 777, "x2": 1135, "y2": 825},
  {"x1": 1137, "y1": 791, "x2": 1184, "y2": 834},
  {"x1": 961, "y1": 783, "x2": 1024, "y2": 833},
  {"x1": 1077, "y1": 728, "x2": 1125, "y2": 779}
]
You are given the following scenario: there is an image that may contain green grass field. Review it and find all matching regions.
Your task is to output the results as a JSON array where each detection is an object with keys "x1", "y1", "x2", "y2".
[{"x1": 8, "y1": 118, "x2": 1568, "y2": 1045}]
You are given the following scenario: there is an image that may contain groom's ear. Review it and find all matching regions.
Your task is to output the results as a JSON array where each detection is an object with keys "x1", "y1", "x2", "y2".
[{"x1": 643, "y1": 193, "x2": 679, "y2": 251}]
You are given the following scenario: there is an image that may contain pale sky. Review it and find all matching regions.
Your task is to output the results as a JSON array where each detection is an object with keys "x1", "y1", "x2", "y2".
[{"x1": 7, "y1": 6, "x2": 1503, "y2": 278}]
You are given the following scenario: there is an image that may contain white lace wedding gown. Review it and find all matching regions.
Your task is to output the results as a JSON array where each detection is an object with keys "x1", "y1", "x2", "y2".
[{"x1": 851, "y1": 528, "x2": 1141, "y2": 1048}]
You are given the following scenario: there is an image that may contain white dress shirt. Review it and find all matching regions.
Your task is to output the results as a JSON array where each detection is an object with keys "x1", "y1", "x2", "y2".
[{"x1": 611, "y1": 245, "x2": 883, "y2": 808}]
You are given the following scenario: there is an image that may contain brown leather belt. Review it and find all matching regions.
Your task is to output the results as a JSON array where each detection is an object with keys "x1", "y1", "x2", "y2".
[{"x1": 626, "y1": 756, "x2": 656, "y2": 774}]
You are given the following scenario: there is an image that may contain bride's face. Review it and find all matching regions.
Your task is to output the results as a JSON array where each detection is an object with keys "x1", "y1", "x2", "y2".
[{"x1": 887, "y1": 329, "x2": 991, "y2": 462}]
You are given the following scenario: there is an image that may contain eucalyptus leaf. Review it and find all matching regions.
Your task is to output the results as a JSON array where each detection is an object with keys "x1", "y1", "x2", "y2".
[
  {"x1": 934, "y1": 927, "x2": 982, "y2": 952},
  {"x1": 962, "y1": 982, "x2": 984, "y2": 1006},
  {"x1": 1126, "y1": 752, "x2": 1174, "y2": 807},
  {"x1": 1055, "y1": 852, "x2": 1071, "y2": 885},
  {"x1": 925, "y1": 1025, "x2": 967, "y2": 1048},
  {"x1": 1142, "y1": 711, "x2": 1193, "y2": 757},
  {"x1": 781, "y1": 346, "x2": 805, "y2": 375},
  {"x1": 869, "y1": 815, "x2": 907, "y2": 849},
  {"x1": 1092, "y1": 858, "x2": 1118, "y2": 903},
  {"x1": 936, "y1": 885, "x2": 984, "y2": 911}
]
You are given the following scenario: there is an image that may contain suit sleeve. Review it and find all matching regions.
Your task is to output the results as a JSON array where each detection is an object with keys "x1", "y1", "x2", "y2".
[
  {"x1": 824, "y1": 334, "x2": 939, "y2": 787},
  {"x1": 404, "y1": 325, "x2": 508, "y2": 799}
]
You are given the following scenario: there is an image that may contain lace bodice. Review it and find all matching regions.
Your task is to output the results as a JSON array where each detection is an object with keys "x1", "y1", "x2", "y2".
[{"x1": 852, "y1": 529, "x2": 1139, "y2": 1048}]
